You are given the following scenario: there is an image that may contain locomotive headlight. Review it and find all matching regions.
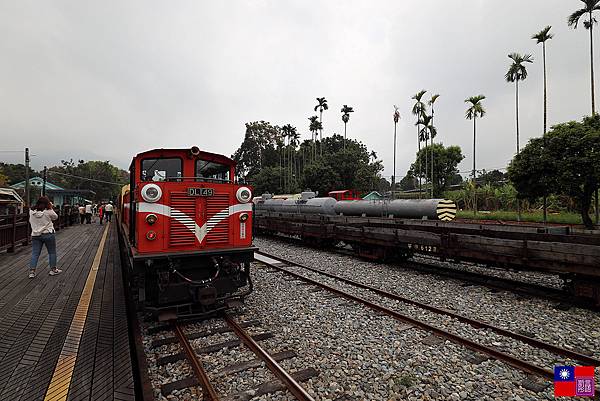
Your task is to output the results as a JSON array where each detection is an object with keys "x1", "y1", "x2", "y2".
[
  {"x1": 236, "y1": 187, "x2": 252, "y2": 203},
  {"x1": 239, "y1": 212, "x2": 249, "y2": 222},
  {"x1": 141, "y1": 183, "x2": 162, "y2": 203},
  {"x1": 146, "y1": 214, "x2": 158, "y2": 225}
]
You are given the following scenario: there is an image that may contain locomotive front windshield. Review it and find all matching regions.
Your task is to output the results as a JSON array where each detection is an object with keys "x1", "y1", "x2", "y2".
[
  {"x1": 196, "y1": 159, "x2": 230, "y2": 182},
  {"x1": 141, "y1": 158, "x2": 182, "y2": 182}
]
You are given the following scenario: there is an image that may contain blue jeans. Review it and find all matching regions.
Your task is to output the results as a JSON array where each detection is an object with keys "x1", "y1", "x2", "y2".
[{"x1": 30, "y1": 233, "x2": 57, "y2": 269}]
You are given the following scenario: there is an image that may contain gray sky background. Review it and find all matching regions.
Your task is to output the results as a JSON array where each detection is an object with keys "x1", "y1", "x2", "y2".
[{"x1": 0, "y1": 0, "x2": 595, "y2": 181}]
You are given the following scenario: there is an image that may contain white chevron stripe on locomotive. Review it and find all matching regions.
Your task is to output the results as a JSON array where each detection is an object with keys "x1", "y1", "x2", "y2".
[{"x1": 137, "y1": 202, "x2": 252, "y2": 243}]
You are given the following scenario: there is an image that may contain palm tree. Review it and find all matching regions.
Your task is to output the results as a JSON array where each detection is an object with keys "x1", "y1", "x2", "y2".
[
  {"x1": 532, "y1": 26, "x2": 554, "y2": 134},
  {"x1": 569, "y1": 0, "x2": 600, "y2": 115},
  {"x1": 314, "y1": 97, "x2": 328, "y2": 155},
  {"x1": 532, "y1": 26, "x2": 554, "y2": 224},
  {"x1": 392, "y1": 105, "x2": 400, "y2": 195},
  {"x1": 505, "y1": 53, "x2": 533, "y2": 153},
  {"x1": 308, "y1": 116, "x2": 321, "y2": 159},
  {"x1": 417, "y1": 114, "x2": 435, "y2": 196},
  {"x1": 465, "y1": 96, "x2": 486, "y2": 181},
  {"x1": 428, "y1": 94, "x2": 440, "y2": 197},
  {"x1": 289, "y1": 129, "x2": 300, "y2": 191},
  {"x1": 276, "y1": 130, "x2": 285, "y2": 192},
  {"x1": 465, "y1": 95, "x2": 486, "y2": 216},
  {"x1": 412, "y1": 90, "x2": 427, "y2": 197},
  {"x1": 281, "y1": 124, "x2": 295, "y2": 192},
  {"x1": 340, "y1": 105, "x2": 354, "y2": 149}
]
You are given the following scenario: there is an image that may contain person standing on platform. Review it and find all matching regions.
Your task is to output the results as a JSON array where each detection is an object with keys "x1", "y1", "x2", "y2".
[
  {"x1": 104, "y1": 201, "x2": 114, "y2": 222},
  {"x1": 78, "y1": 204, "x2": 85, "y2": 224},
  {"x1": 85, "y1": 203, "x2": 92, "y2": 224},
  {"x1": 98, "y1": 203, "x2": 104, "y2": 225},
  {"x1": 28, "y1": 196, "x2": 62, "y2": 278}
]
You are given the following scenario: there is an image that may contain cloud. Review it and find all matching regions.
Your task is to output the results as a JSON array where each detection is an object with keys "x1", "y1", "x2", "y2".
[{"x1": 0, "y1": 0, "x2": 594, "y2": 182}]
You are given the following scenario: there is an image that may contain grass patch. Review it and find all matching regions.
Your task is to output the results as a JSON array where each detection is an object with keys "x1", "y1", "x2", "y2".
[
  {"x1": 396, "y1": 373, "x2": 417, "y2": 388},
  {"x1": 456, "y1": 210, "x2": 583, "y2": 225}
]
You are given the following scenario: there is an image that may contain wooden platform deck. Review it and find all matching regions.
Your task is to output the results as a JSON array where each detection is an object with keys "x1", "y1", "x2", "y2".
[{"x1": 0, "y1": 222, "x2": 136, "y2": 401}]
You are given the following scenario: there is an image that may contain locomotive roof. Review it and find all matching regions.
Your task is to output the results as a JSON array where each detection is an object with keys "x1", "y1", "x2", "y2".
[{"x1": 131, "y1": 148, "x2": 235, "y2": 166}]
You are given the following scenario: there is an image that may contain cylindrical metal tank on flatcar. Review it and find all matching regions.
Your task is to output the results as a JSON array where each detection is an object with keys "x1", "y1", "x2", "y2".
[
  {"x1": 256, "y1": 196, "x2": 337, "y2": 215},
  {"x1": 333, "y1": 199, "x2": 456, "y2": 221},
  {"x1": 255, "y1": 192, "x2": 457, "y2": 221}
]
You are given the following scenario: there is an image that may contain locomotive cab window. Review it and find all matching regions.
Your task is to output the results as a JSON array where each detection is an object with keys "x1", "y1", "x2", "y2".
[
  {"x1": 141, "y1": 158, "x2": 182, "y2": 182},
  {"x1": 196, "y1": 160, "x2": 231, "y2": 182}
]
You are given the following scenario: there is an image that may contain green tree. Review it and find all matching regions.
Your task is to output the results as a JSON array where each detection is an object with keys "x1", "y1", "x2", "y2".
[
  {"x1": 465, "y1": 95, "x2": 486, "y2": 182},
  {"x1": 569, "y1": 0, "x2": 600, "y2": 115},
  {"x1": 0, "y1": 171, "x2": 8, "y2": 186},
  {"x1": 508, "y1": 115, "x2": 600, "y2": 228},
  {"x1": 532, "y1": 26, "x2": 554, "y2": 134},
  {"x1": 0, "y1": 162, "x2": 38, "y2": 185},
  {"x1": 478, "y1": 169, "x2": 507, "y2": 186},
  {"x1": 505, "y1": 53, "x2": 534, "y2": 153},
  {"x1": 232, "y1": 121, "x2": 281, "y2": 179},
  {"x1": 250, "y1": 166, "x2": 283, "y2": 196},
  {"x1": 314, "y1": 97, "x2": 328, "y2": 154},
  {"x1": 399, "y1": 172, "x2": 417, "y2": 191},
  {"x1": 300, "y1": 162, "x2": 342, "y2": 196},
  {"x1": 340, "y1": 105, "x2": 354, "y2": 149},
  {"x1": 48, "y1": 159, "x2": 127, "y2": 201},
  {"x1": 410, "y1": 144, "x2": 465, "y2": 197}
]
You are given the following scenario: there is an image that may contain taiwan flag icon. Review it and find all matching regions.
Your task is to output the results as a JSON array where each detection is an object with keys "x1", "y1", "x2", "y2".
[{"x1": 554, "y1": 366, "x2": 595, "y2": 397}]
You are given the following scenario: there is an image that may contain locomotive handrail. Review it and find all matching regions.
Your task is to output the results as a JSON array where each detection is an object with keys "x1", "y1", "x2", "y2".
[{"x1": 142, "y1": 176, "x2": 234, "y2": 184}]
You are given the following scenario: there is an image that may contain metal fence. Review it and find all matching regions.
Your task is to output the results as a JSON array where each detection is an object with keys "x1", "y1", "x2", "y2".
[{"x1": 0, "y1": 206, "x2": 80, "y2": 253}]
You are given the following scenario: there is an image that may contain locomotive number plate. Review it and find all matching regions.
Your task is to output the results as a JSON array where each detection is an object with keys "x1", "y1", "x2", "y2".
[{"x1": 187, "y1": 187, "x2": 214, "y2": 196}]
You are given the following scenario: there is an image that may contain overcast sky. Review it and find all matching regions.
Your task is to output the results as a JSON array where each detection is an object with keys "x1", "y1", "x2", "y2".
[{"x1": 0, "y1": 1, "x2": 595, "y2": 181}]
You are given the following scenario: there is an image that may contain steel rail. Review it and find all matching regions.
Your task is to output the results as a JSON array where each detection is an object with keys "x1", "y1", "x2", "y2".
[
  {"x1": 255, "y1": 254, "x2": 569, "y2": 383},
  {"x1": 262, "y1": 233, "x2": 573, "y2": 305},
  {"x1": 173, "y1": 323, "x2": 220, "y2": 400},
  {"x1": 256, "y1": 251, "x2": 600, "y2": 367},
  {"x1": 224, "y1": 313, "x2": 316, "y2": 401}
]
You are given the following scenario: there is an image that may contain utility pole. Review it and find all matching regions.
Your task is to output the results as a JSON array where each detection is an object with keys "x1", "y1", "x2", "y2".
[
  {"x1": 25, "y1": 147, "x2": 30, "y2": 207},
  {"x1": 393, "y1": 106, "x2": 400, "y2": 200},
  {"x1": 42, "y1": 166, "x2": 47, "y2": 196}
]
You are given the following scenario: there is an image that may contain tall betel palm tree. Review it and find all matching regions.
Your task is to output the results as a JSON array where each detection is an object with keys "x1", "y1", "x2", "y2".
[
  {"x1": 505, "y1": 53, "x2": 533, "y2": 153},
  {"x1": 428, "y1": 94, "x2": 440, "y2": 198},
  {"x1": 532, "y1": 26, "x2": 554, "y2": 224},
  {"x1": 289, "y1": 129, "x2": 300, "y2": 191},
  {"x1": 281, "y1": 124, "x2": 296, "y2": 192},
  {"x1": 308, "y1": 116, "x2": 321, "y2": 159},
  {"x1": 569, "y1": 0, "x2": 600, "y2": 115},
  {"x1": 412, "y1": 90, "x2": 427, "y2": 197},
  {"x1": 340, "y1": 105, "x2": 354, "y2": 149},
  {"x1": 416, "y1": 113, "x2": 435, "y2": 197},
  {"x1": 392, "y1": 105, "x2": 400, "y2": 196},
  {"x1": 465, "y1": 95, "x2": 486, "y2": 182},
  {"x1": 532, "y1": 26, "x2": 554, "y2": 134},
  {"x1": 465, "y1": 95, "x2": 486, "y2": 216},
  {"x1": 314, "y1": 97, "x2": 328, "y2": 155}
]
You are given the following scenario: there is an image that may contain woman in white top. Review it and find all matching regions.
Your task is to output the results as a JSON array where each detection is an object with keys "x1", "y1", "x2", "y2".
[{"x1": 29, "y1": 196, "x2": 62, "y2": 278}]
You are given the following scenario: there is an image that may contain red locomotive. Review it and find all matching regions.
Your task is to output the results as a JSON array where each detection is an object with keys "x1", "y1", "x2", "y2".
[{"x1": 119, "y1": 146, "x2": 255, "y2": 319}]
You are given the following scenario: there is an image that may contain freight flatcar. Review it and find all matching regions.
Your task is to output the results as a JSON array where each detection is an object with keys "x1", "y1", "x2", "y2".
[{"x1": 118, "y1": 147, "x2": 255, "y2": 319}]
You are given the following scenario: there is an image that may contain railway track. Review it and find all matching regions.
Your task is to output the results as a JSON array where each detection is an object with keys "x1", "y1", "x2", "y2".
[
  {"x1": 261, "y1": 234, "x2": 582, "y2": 307},
  {"x1": 155, "y1": 313, "x2": 316, "y2": 400},
  {"x1": 255, "y1": 250, "x2": 600, "y2": 397}
]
